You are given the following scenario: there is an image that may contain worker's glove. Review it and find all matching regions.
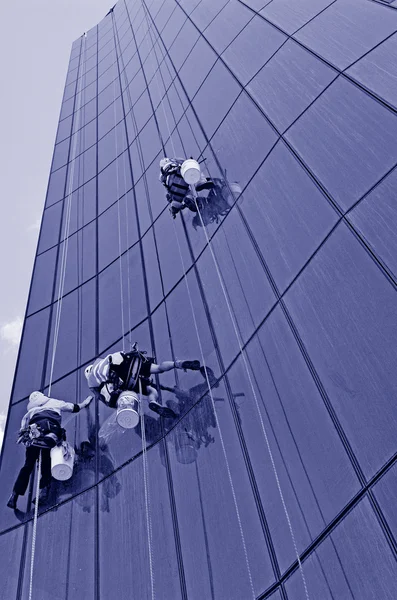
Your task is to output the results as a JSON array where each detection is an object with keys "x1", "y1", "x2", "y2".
[{"x1": 79, "y1": 395, "x2": 93, "y2": 409}]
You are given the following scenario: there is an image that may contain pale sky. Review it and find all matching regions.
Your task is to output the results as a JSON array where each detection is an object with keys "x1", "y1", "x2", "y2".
[{"x1": 0, "y1": 0, "x2": 114, "y2": 446}]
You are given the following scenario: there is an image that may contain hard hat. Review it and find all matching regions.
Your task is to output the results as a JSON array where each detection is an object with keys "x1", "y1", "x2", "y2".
[
  {"x1": 29, "y1": 391, "x2": 44, "y2": 403},
  {"x1": 85, "y1": 365, "x2": 93, "y2": 380},
  {"x1": 159, "y1": 157, "x2": 172, "y2": 170},
  {"x1": 28, "y1": 391, "x2": 47, "y2": 410}
]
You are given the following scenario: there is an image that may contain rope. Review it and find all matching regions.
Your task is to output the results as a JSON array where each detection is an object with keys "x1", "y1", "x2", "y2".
[
  {"x1": 190, "y1": 185, "x2": 310, "y2": 600},
  {"x1": 141, "y1": 4, "x2": 255, "y2": 596},
  {"x1": 48, "y1": 34, "x2": 87, "y2": 395},
  {"x1": 28, "y1": 450, "x2": 42, "y2": 600},
  {"x1": 139, "y1": 378, "x2": 155, "y2": 600},
  {"x1": 113, "y1": 67, "x2": 126, "y2": 353},
  {"x1": 171, "y1": 218, "x2": 255, "y2": 600}
]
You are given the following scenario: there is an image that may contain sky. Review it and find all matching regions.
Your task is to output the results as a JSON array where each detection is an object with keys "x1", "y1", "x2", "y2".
[{"x1": 0, "y1": 0, "x2": 113, "y2": 449}]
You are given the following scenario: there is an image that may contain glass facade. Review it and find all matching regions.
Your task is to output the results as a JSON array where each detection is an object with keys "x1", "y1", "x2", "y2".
[{"x1": 1, "y1": 0, "x2": 397, "y2": 597}]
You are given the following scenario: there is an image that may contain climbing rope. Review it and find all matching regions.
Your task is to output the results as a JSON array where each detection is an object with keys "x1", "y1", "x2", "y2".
[
  {"x1": 48, "y1": 34, "x2": 87, "y2": 396},
  {"x1": 139, "y1": 378, "x2": 155, "y2": 600},
  {"x1": 28, "y1": 450, "x2": 41, "y2": 600},
  {"x1": 141, "y1": 4, "x2": 309, "y2": 597},
  {"x1": 113, "y1": 60, "x2": 126, "y2": 353}
]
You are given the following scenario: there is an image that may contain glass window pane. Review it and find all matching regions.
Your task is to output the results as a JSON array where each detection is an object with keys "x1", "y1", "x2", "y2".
[
  {"x1": 285, "y1": 498, "x2": 397, "y2": 599},
  {"x1": 347, "y1": 32, "x2": 397, "y2": 110},
  {"x1": 190, "y1": 0, "x2": 228, "y2": 29},
  {"x1": 260, "y1": 0, "x2": 335, "y2": 35},
  {"x1": 373, "y1": 461, "x2": 397, "y2": 542},
  {"x1": 286, "y1": 78, "x2": 397, "y2": 212},
  {"x1": 27, "y1": 247, "x2": 57, "y2": 315},
  {"x1": 223, "y1": 14, "x2": 287, "y2": 86},
  {"x1": 179, "y1": 37, "x2": 218, "y2": 99},
  {"x1": 284, "y1": 222, "x2": 397, "y2": 479},
  {"x1": 142, "y1": 228, "x2": 163, "y2": 310},
  {"x1": 239, "y1": 141, "x2": 338, "y2": 291},
  {"x1": 155, "y1": 210, "x2": 191, "y2": 295},
  {"x1": 210, "y1": 91, "x2": 278, "y2": 189},
  {"x1": 248, "y1": 39, "x2": 337, "y2": 133},
  {"x1": 193, "y1": 60, "x2": 241, "y2": 139},
  {"x1": 0, "y1": 525, "x2": 24, "y2": 597},
  {"x1": 98, "y1": 445, "x2": 183, "y2": 599},
  {"x1": 98, "y1": 193, "x2": 139, "y2": 271},
  {"x1": 38, "y1": 202, "x2": 63, "y2": 253},
  {"x1": 294, "y1": 0, "x2": 397, "y2": 70},
  {"x1": 12, "y1": 308, "x2": 50, "y2": 402},
  {"x1": 98, "y1": 151, "x2": 132, "y2": 214},
  {"x1": 205, "y1": 0, "x2": 253, "y2": 55},
  {"x1": 349, "y1": 167, "x2": 397, "y2": 280}
]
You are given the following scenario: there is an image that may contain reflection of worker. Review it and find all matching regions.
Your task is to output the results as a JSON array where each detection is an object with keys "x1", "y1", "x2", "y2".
[
  {"x1": 192, "y1": 179, "x2": 241, "y2": 229},
  {"x1": 159, "y1": 157, "x2": 213, "y2": 218},
  {"x1": 161, "y1": 366, "x2": 220, "y2": 463},
  {"x1": 7, "y1": 391, "x2": 92, "y2": 509},
  {"x1": 85, "y1": 345, "x2": 200, "y2": 419}
]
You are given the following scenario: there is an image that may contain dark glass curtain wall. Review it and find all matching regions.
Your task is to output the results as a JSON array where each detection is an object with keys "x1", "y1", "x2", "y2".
[{"x1": 1, "y1": 0, "x2": 397, "y2": 598}]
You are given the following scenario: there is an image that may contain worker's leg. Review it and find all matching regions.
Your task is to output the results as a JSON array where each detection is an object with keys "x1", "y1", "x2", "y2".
[
  {"x1": 13, "y1": 446, "x2": 40, "y2": 496},
  {"x1": 147, "y1": 386, "x2": 178, "y2": 419},
  {"x1": 150, "y1": 360, "x2": 200, "y2": 375},
  {"x1": 40, "y1": 449, "x2": 52, "y2": 489}
]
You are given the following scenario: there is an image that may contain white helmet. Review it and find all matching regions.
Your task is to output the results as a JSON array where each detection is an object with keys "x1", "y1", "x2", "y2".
[
  {"x1": 85, "y1": 365, "x2": 93, "y2": 380},
  {"x1": 28, "y1": 391, "x2": 46, "y2": 409},
  {"x1": 159, "y1": 157, "x2": 172, "y2": 170}
]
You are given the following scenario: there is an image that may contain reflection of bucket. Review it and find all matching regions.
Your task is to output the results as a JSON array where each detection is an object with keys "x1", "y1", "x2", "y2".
[
  {"x1": 116, "y1": 391, "x2": 140, "y2": 429},
  {"x1": 175, "y1": 431, "x2": 198, "y2": 464},
  {"x1": 51, "y1": 443, "x2": 75, "y2": 481},
  {"x1": 229, "y1": 182, "x2": 242, "y2": 197},
  {"x1": 181, "y1": 159, "x2": 201, "y2": 185}
]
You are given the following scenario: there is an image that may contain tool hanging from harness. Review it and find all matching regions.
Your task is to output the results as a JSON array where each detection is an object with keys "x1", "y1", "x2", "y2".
[
  {"x1": 87, "y1": 343, "x2": 149, "y2": 406},
  {"x1": 17, "y1": 413, "x2": 66, "y2": 449}
]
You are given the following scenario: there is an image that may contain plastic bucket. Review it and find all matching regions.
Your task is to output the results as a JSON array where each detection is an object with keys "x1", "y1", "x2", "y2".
[
  {"x1": 116, "y1": 391, "x2": 140, "y2": 429},
  {"x1": 229, "y1": 182, "x2": 242, "y2": 197},
  {"x1": 181, "y1": 159, "x2": 201, "y2": 185},
  {"x1": 51, "y1": 443, "x2": 75, "y2": 481}
]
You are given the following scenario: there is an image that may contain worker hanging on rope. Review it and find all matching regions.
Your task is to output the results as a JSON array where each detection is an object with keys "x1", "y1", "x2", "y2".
[
  {"x1": 85, "y1": 342, "x2": 201, "y2": 423},
  {"x1": 7, "y1": 391, "x2": 92, "y2": 509},
  {"x1": 159, "y1": 157, "x2": 214, "y2": 219}
]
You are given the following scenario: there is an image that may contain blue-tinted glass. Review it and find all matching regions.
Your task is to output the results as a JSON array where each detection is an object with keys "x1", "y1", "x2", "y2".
[
  {"x1": 142, "y1": 228, "x2": 164, "y2": 310},
  {"x1": 155, "y1": 210, "x2": 191, "y2": 295},
  {"x1": 349, "y1": 168, "x2": 397, "y2": 280},
  {"x1": 248, "y1": 40, "x2": 337, "y2": 132},
  {"x1": 294, "y1": 0, "x2": 397, "y2": 70},
  {"x1": 45, "y1": 291, "x2": 79, "y2": 384},
  {"x1": 133, "y1": 89, "x2": 154, "y2": 133},
  {"x1": 168, "y1": 19, "x2": 200, "y2": 71},
  {"x1": 52, "y1": 137, "x2": 70, "y2": 172},
  {"x1": 12, "y1": 308, "x2": 50, "y2": 401},
  {"x1": 98, "y1": 247, "x2": 147, "y2": 352},
  {"x1": 55, "y1": 114, "x2": 73, "y2": 144},
  {"x1": 191, "y1": 0, "x2": 229, "y2": 29},
  {"x1": 223, "y1": 14, "x2": 286, "y2": 85},
  {"x1": 205, "y1": 1, "x2": 253, "y2": 54},
  {"x1": 285, "y1": 222, "x2": 397, "y2": 479},
  {"x1": 98, "y1": 121, "x2": 127, "y2": 172},
  {"x1": 373, "y1": 462, "x2": 397, "y2": 542},
  {"x1": 197, "y1": 212, "x2": 276, "y2": 366},
  {"x1": 98, "y1": 445, "x2": 183, "y2": 600},
  {"x1": 98, "y1": 193, "x2": 139, "y2": 270},
  {"x1": 98, "y1": 95, "x2": 123, "y2": 139},
  {"x1": 193, "y1": 60, "x2": 241, "y2": 138},
  {"x1": 98, "y1": 77, "x2": 120, "y2": 114},
  {"x1": 98, "y1": 151, "x2": 132, "y2": 213},
  {"x1": 286, "y1": 77, "x2": 397, "y2": 211},
  {"x1": 138, "y1": 117, "x2": 163, "y2": 168},
  {"x1": 60, "y1": 178, "x2": 97, "y2": 237},
  {"x1": 260, "y1": 0, "x2": 335, "y2": 35},
  {"x1": 285, "y1": 498, "x2": 397, "y2": 599},
  {"x1": 38, "y1": 202, "x2": 63, "y2": 253},
  {"x1": 134, "y1": 176, "x2": 152, "y2": 234},
  {"x1": 167, "y1": 379, "x2": 275, "y2": 597},
  {"x1": 210, "y1": 91, "x2": 278, "y2": 188},
  {"x1": 46, "y1": 165, "x2": 67, "y2": 207},
  {"x1": 98, "y1": 63, "x2": 117, "y2": 94},
  {"x1": 240, "y1": 141, "x2": 338, "y2": 291},
  {"x1": 161, "y1": 6, "x2": 187, "y2": 46},
  {"x1": 27, "y1": 247, "x2": 57, "y2": 315},
  {"x1": 142, "y1": 151, "x2": 166, "y2": 222},
  {"x1": 22, "y1": 490, "x2": 95, "y2": 600},
  {"x1": 0, "y1": 526, "x2": 24, "y2": 598},
  {"x1": 347, "y1": 32, "x2": 397, "y2": 110},
  {"x1": 179, "y1": 37, "x2": 218, "y2": 99}
]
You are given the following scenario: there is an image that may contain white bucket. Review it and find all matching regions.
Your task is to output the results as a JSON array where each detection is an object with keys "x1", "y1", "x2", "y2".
[
  {"x1": 116, "y1": 391, "x2": 140, "y2": 429},
  {"x1": 229, "y1": 182, "x2": 242, "y2": 197},
  {"x1": 51, "y1": 443, "x2": 75, "y2": 481},
  {"x1": 181, "y1": 159, "x2": 201, "y2": 185}
]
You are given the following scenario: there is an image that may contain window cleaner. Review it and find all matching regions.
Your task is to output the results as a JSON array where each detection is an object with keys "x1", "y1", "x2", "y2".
[
  {"x1": 7, "y1": 391, "x2": 92, "y2": 509},
  {"x1": 85, "y1": 342, "x2": 201, "y2": 427}
]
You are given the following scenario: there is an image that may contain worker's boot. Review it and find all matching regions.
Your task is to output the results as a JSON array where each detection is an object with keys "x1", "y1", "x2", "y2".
[
  {"x1": 178, "y1": 360, "x2": 201, "y2": 372},
  {"x1": 148, "y1": 400, "x2": 178, "y2": 419},
  {"x1": 7, "y1": 491, "x2": 18, "y2": 509},
  {"x1": 33, "y1": 485, "x2": 50, "y2": 506}
]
